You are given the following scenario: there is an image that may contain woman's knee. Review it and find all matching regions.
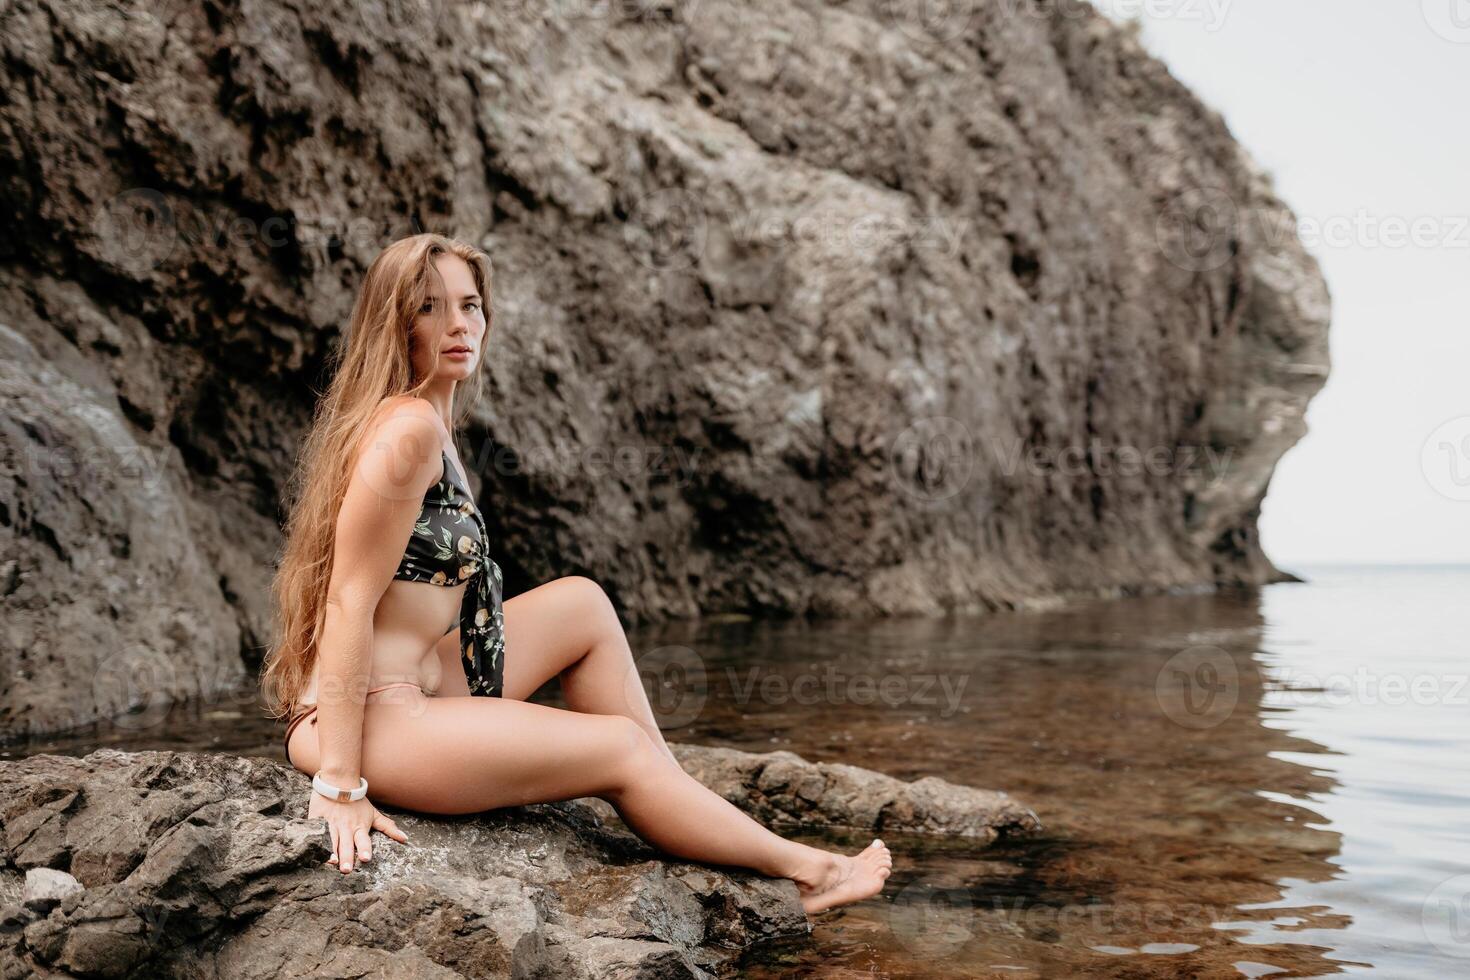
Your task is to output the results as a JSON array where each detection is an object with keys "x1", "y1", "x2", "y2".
[
  {"x1": 598, "y1": 714, "x2": 664, "y2": 788},
  {"x1": 560, "y1": 575, "x2": 615, "y2": 619},
  {"x1": 568, "y1": 577, "x2": 629, "y2": 655}
]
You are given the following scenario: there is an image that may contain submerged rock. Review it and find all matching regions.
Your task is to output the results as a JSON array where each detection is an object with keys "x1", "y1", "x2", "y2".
[{"x1": 0, "y1": 744, "x2": 1037, "y2": 977}]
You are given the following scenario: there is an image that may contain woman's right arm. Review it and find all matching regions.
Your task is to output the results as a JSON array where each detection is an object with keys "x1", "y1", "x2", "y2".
[{"x1": 311, "y1": 400, "x2": 446, "y2": 872}]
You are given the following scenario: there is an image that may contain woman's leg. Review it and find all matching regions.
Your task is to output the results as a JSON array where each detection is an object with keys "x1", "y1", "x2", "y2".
[
  {"x1": 500, "y1": 576, "x2": 683, "y2": 768},
  {"x1": 289, "y1": 692, "x2": 892, "y2": 913}
]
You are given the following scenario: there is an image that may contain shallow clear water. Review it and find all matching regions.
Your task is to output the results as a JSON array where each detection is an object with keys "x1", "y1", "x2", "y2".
[{"x1": 6, "y1": 565, "x2": 1466, "y2": 978}]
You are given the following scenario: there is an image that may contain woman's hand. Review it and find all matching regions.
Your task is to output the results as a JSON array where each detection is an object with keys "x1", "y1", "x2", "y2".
[{"x1": 307, "y1": 789, "x2": 410, "y2": 873}]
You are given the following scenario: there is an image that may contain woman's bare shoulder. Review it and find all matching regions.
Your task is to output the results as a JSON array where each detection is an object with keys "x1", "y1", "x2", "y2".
[
  {"x1": 349, "y1": 397, "x2": 445, "y2": 496},
  {"x1": 370, "y1": 394, "x2": 441, "y2": 428}
]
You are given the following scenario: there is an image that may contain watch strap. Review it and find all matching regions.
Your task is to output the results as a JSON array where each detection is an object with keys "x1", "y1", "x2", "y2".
[{"x1": 312, "y1": 772, "x2": 369, "y2": 802}]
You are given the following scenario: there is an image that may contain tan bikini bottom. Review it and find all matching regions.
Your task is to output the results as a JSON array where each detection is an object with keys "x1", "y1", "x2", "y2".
[{"x1": 283, "y1": 681, "x2": 428, "y2": 764}]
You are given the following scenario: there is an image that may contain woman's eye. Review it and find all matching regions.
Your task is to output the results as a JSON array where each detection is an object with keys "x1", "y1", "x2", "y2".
[
  {"x1": 419, "y1": 300, "x2": 434, "y2": 314},
  {"x1": 464, "y1": 301, "x2": 480, "y2": 312}
]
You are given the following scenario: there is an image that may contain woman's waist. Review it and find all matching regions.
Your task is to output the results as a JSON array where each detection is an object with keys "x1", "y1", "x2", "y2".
[
  {"x1": 378, "y1": 578, "x2": 464, "y2": 628},
  {"x1": 297, "y1": 645, "x2": 444, "y2": 709},
  {"x1": 291, "y1": 677, "x2": 437, "y2": 714}
]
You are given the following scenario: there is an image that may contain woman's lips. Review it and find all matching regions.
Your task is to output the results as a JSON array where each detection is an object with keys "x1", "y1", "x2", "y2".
[{"x1": 444, "y1": 348, "x2": 472, "y2": 360}]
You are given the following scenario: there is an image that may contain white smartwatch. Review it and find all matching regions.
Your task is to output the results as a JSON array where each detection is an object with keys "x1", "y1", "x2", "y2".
[{"x1": 312, "y1": 771, "x2": 369, "y2": 803}]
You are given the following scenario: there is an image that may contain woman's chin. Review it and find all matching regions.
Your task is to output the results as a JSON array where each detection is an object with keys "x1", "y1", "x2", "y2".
[{"x1": 434, "y1": 363, "x2": 477, "y2": 381}]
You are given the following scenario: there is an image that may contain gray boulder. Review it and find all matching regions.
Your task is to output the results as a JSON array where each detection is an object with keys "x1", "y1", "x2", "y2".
[
  {"x1": 636, "y1": 742, "x2": 1038, "y2": 843},
  {"x1": 0, "y1": 743, "x2": 1037, "y2": 977}
]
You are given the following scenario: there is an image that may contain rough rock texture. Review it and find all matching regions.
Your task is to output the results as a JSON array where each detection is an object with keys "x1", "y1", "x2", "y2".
[
  {"x1": 0, "y1": 0, "x2": 1331, "y2": 735},
  {"x1": 0, "y1": 744, "x2": 1037, "y2": 978},
  {"x1": 653, "y1": 742, "x2": 1038, "y2": 843}
]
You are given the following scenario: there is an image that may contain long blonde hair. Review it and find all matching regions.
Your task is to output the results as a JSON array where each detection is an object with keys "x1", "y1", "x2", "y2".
[{"x1": 259, "y1": 233, "x2": 494, "y2": 719}]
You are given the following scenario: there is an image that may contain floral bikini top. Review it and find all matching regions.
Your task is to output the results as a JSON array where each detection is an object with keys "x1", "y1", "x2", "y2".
[{"x1": 393, "y1": 449, "x2": 505, "y2": 698}]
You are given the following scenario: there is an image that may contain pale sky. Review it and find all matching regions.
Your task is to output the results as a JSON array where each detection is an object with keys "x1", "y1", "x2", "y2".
[{"x1": 1089, "y1": 0, "x2": 1470, "y2": 566}]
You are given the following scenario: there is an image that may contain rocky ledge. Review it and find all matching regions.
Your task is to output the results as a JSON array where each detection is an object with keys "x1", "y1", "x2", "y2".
[{"x1": 0, "y1": 744, "x2": 1037, "y2": 978}]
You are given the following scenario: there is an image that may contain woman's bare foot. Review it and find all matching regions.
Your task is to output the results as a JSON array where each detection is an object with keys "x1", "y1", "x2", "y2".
[{"x1": 793, "y1": 839, "x2": 894, "y2": 915}]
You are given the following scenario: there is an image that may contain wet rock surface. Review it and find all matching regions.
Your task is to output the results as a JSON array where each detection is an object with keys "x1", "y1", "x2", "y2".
[{"x1": 0, "y1": 743, "x2": 1036, "y2": 977}]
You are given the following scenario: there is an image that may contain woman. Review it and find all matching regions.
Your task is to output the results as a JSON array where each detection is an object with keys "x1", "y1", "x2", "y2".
[{"x1": 259, "y1": 233, "x2": 891, "y2": 915}]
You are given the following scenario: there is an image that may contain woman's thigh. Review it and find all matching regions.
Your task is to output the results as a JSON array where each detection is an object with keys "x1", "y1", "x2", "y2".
[
  {"x1": 289, "y1": 693, "x2": 649, "y2": 815},
  {"x1": 500, "y1": 575, "x2": 620, "y2": 701}
]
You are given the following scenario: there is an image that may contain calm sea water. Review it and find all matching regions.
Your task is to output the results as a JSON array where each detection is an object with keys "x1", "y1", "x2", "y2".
[{"x1": 7, "y1": 564, "x2": 1466, "y2": 978}]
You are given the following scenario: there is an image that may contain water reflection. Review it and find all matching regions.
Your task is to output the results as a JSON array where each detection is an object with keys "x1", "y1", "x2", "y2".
[
  {"x1": 630, "y1": 590, "x2": 1348, "y2": 977},
  {"x1": 6, "y1": 566, "x2": 1465, "y2": 977}
]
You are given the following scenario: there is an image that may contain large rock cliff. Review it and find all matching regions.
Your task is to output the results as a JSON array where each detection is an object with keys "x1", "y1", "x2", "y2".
[{"x1": 0, "y1": 0, "x2": 1330, "y2": 735}]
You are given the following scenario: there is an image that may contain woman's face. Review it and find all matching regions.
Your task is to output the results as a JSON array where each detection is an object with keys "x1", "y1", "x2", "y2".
[{"x1": 410, "y1": 253, "x2": 487, "y2": 382}]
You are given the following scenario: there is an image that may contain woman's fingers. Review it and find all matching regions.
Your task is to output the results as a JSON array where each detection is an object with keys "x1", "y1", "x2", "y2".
[
  {"x1": 336, "y1": 822, "x2": 357, "y2": 873},
  {"x1": 374, "y1": 812, "x2": 410, "y2": 843},
  {"x1": 317, "y1": 802, "x2": 409, "y2": 874}
]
